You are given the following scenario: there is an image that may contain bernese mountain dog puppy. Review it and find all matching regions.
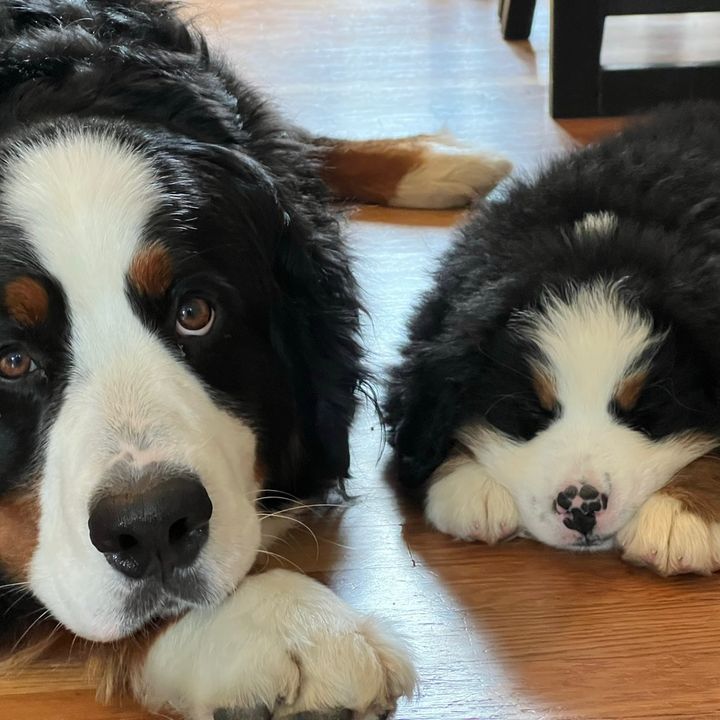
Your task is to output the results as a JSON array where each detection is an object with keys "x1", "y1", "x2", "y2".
[
  {"x1": 387, "y1": 102, "x2": 720, "y2": 578},
  {"x1": 0, "y1": 1, "x2": 511, "y2": 718}
]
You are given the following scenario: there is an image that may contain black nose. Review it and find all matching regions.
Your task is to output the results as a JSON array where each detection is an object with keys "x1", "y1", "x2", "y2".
[
  {"x1": 563, "y1": 507, "x2": 597, "y2": 536},
  {"x1": 88, "y1": 469, "x2": 213, "y2": 580}
]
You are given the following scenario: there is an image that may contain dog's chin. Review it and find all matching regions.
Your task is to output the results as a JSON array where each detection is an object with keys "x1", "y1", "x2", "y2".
[
  {"x1": 110, "y1": 575, "x2": 232, "y2": 641},
  {"x1": 566, "y1": 535, "x2": 615, "y2": 552},
  {"x1": 519, "y1": 528, "x2": 615, "y2": 553}
]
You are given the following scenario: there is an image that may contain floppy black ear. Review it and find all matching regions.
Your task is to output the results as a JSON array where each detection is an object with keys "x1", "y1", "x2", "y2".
[
  {"x1": 170, "y1": 138, "x2": 361, "y2": 501},
  {"x1": 386, "y1": 269, "x2": 523, "y2": 494},
  {"x1": 385, "y1": 341, "x2": 468, "y2": 493},
  {"x1": 268, "y1": 202, "x2": 364, "y2": 499}
]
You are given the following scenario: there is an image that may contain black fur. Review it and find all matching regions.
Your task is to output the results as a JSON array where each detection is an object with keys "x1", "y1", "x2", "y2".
[
  {"x1": 386, "y1": 101, "x2": 720, "y2": 493},
  {"x1": 0, "y1": 0, "x2": 363, "y2": 636}
]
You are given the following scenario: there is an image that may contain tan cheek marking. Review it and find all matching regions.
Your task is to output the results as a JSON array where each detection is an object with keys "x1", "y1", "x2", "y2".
[
  {"x1": 318, "y1": 139, "x2": 425, "y2": 205},
  {"x1": 4, "y1": 277, "x2": 49, "y2": 327},
  {"x1": 614, "y1": 370, "x2": 647, "y2": 412},
  {"x1": 660, "y1": 449, "x2": 720, "y2": 523},
  {"x1": 531, "y1": 367, "x2": 558, "y2": 413},
  {"x1": 0, "y1": 490, "x2": 39, "y2": 581},
  {"x1": 128, "y1": 244, "x2": 173, "y2": 297},
  {"x1": 254, "y1": 455, "x2": 268, "y2": 487}
]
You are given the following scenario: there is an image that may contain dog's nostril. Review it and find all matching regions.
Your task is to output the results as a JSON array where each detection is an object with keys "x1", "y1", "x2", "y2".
[
  {"x1": 169, "y1": 517, "x2": 189, "y2": 545},
  {"x1": 118, "y1": 533, "x2": 138, "y2": 551}
]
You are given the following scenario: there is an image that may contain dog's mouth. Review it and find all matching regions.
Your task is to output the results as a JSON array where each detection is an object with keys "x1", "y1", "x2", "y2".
[
  {"x1": 119, "y1": 569, "x2": 227, "y2": 635},
  {"x1": 568, "y1": 534, "x2": 615, "y2": 551}
]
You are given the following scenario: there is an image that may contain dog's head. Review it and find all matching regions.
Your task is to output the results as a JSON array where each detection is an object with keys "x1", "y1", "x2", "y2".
[
  {"x1": 393, "y1": 213, "x2": 720, "y2": 550},
  {"x1": 460, "y1": 279, "x2": 718, "y2": 549},
  {"x1": 0, "y1": 120, "x2": 360, "y2": 641}
]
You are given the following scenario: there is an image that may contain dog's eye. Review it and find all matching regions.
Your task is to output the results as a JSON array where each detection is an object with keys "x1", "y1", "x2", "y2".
[
  {"x1": 0, "y1": 348, "x2": 37, "y2": 379},
  {"x1": 176, "y1": 297, "x2": 215, "y2": 336}
]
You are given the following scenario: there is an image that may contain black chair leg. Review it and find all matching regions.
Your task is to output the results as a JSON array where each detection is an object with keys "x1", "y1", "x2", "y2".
[
  {"x1": 499, "y1": 0, "x2": 537, "y2": 41},
  {"x1": 551, "y1": 0, "x2": 605, "y2": 117}
]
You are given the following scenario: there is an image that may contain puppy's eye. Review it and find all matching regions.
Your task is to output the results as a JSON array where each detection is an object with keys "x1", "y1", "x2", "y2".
[
  {"x1": 0, "y1": 348, "x2": 37, "y2": 379},
  {"x1": 176, "y1": 297, "x2": 215, "y2": 336}
]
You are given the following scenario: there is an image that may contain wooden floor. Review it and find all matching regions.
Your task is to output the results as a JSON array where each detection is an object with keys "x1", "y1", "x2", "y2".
[{"x1": 4, "y1": 2, "x2": 720, "y2": 719}]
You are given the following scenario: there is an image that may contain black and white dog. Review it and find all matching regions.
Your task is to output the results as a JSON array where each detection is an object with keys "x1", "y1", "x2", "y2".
[
  {"x1": 0, "y1": 1, "x2": 511, "y2": 718},
  {"x1": 387, "y1": 102, "x2": 720, "y2": 577}
]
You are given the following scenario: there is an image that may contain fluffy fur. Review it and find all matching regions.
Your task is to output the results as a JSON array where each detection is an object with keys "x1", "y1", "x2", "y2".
[
  {"x1": 0, "y1": 1, "x2": 421, "y2": 717},
  {"x1": 387, "y1": 102, "x2": 720, "y2": 570}
]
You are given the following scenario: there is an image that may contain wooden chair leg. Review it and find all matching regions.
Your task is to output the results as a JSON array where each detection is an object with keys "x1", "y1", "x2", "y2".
[
  {"x1": 499, "y1": 0, "x2": 537, "y2": 41},
  {"x1": 551, "y1": 0, "x2": 606, "y2": 117}
]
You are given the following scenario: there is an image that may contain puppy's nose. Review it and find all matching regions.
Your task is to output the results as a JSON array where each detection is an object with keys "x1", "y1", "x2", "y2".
[
  {"x1": 555, "y1": 483, "x2": 608, "y2": 536},
  {"x1": 562, "y1": 507, "x2": 597, "y2": 536},
  {"x1": 88, "y1": 470, "x2": 213, "y2": 580}
]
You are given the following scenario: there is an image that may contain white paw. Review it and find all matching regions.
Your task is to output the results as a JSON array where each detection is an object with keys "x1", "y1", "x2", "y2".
[
  {"x1": 390, "y1": 133, "x2": 512, "y2": 209},
  {"x1": 426, "y1": 458, "x2": 519, "y2": 543},
  {"x1": 137, "y1": 570, "x2": 416, "y2": 720},
  {"x1": 617, "y1": 494, "x2": 720, "y2": 576}
]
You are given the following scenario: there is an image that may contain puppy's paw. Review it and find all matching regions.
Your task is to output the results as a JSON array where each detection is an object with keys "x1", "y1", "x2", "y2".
[
  {"x1": 137, "y1": 570, "x2": 415, "y2": 720},
  {"x1": 426, "y1": 457, "x2": 519, "y2": 543},
  {"x1": 617, "y1": 493, "x2": 720, "y2": 576}
]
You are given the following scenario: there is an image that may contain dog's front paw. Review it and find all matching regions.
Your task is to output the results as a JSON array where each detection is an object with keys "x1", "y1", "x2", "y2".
[
  {"x1": 137, "y1": 570, "x2": 415, "y2": 720},
  {"x1": 617, "y1": 493, "x2": 720, "y2": 576},
  {"x1": 425, "y1": 456, "x2": 519, "y2": 543}
]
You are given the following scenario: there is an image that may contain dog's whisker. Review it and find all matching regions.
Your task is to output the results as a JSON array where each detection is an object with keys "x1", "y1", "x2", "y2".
[
  {"x1": 10, "y1": 609, "x2": 54, "y2": 655},
  {"x1": 254, "y1": 549, "x2": 305, "y2": 576},
  {"x1": 258, "y1": 515, "x2": 321, "y2": 561}
]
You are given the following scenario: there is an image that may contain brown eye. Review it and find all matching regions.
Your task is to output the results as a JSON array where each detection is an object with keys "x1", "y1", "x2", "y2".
[
  {"x1": 176, "y1": 297, "x2": 215, "y2": 336},
  {"x1": 0, "y1": 349, "x2": 36, "y2": 379}
]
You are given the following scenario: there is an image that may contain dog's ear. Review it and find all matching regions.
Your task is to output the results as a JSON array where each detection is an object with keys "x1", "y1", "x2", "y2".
[
  {"x1": 386, "y1": 343, "x2": 465, "y2": 492},
  {"x1": 386, "y1": 274, "x2": 522, "y2": 493},
  {"x1": 170, "y1": 139, "x2": 361, "y2": 499},
  {"x1": 268, "y1": 201, "x2": 363, "y2": 498}
]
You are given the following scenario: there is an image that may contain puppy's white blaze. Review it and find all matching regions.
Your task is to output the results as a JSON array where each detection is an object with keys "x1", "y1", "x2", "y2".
[
  {"x1": 519, "y1": 281, "x2": 658, "y2": 411},
  {"x1": 3, "y1": 131, "x2": 261, "y2": 640},
  {"x1": 136, "y1": 569, "x2": 416, "y2": 718},
  {"x1": 573, "y1": 211, "x2": 618, "y2": 237}
]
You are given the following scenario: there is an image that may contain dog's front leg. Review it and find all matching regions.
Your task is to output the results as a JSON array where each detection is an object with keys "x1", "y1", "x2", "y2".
[{"x1": 131, "y1": 569, "x2": 415, "y2": 720}]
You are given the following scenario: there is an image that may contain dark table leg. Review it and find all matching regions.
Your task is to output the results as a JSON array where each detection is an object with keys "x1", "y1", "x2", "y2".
[
  {"x1": 499, "y1": 0, "x2": 537, "y2": 41},
  {"x1": 551, "y1": 0, "x2": 605, "y2": 117}
]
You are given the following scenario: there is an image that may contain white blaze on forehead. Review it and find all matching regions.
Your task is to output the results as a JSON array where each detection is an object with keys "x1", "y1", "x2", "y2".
[
  {"x1": 2, "y1": 130, "x2": 159, "y2": 307},
  {"x1": 573, "y1": 211, "x2": 618, "y2": 237},
  {"x1": 516, "y1": 282, "x2": 658, "y2": 411}
]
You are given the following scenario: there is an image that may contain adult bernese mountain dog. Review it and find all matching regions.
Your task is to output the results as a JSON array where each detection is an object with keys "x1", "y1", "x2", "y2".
[
  {"x1": 0, "y1": 1, "x2": 511, "y2": 718},
  {"x1": 388, "y1": 102, "x2": 720, "y2": 578}
]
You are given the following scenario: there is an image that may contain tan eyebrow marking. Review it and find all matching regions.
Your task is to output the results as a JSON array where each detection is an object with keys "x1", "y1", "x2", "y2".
[
  {"x1": 128, "y1": 243, "x2": 173, "y2": 297},
  {"x1": 4, "y1": 276, "x2": 49, "y2": 327},
  {"x1": 531, "y1": 367, "x2": 558, "y2": 412},
  {"x1": 615, "y1": 370, "x2": 647, "y2": 412}
]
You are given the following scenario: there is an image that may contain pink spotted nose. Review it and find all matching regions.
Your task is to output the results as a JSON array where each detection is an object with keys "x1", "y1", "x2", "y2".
[{"x1": 554, "y1": 483, "x2": 608, "y2": 537}]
